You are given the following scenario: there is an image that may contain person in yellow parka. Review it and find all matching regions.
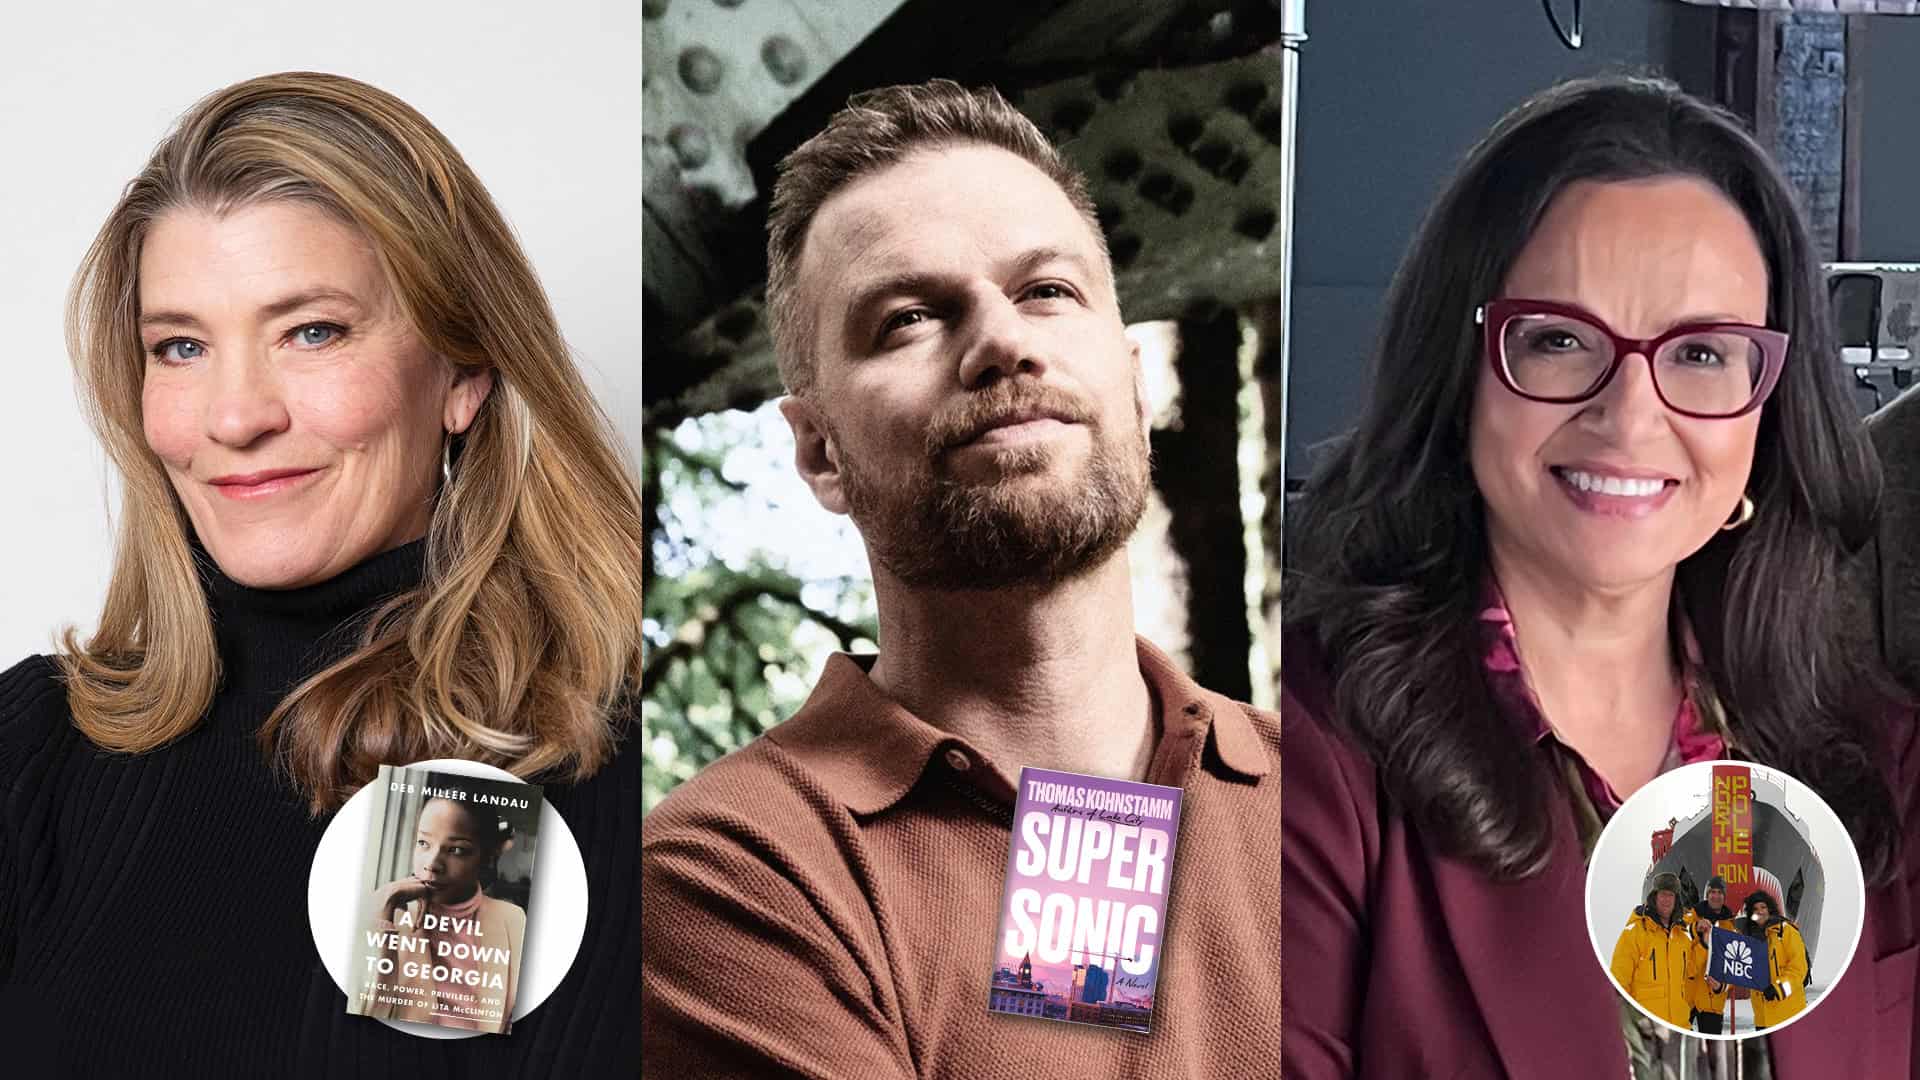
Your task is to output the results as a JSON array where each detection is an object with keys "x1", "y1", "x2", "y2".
[
  {"x1": 1609, "y1": 872, "x2": 1694, "y2": 1028},
  {"x1": 1682, "y1": 875, "x2": 1738, "y2": 1034},
  {"x1": 1742, "y1": 890, "x2": 1810, "y2": 1029}
]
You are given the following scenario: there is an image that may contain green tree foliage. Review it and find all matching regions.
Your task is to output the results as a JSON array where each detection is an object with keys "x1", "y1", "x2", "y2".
[{"x1": 641, "y1": 413, "x2": 877, "y2": 813}]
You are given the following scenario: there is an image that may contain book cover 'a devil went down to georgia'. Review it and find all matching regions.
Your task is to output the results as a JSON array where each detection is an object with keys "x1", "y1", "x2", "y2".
[{"x1": 346, "y1": 764, "x2": 544, "y2": 1034}]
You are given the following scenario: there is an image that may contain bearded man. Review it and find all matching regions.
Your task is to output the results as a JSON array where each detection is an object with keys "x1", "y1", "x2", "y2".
[{"x1": 640, "y1": 80, "x2": 1279, "y2": 1077}]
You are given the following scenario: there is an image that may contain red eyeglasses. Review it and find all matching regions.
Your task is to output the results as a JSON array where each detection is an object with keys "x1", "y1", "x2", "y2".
[{"x1": 1477, "y1": 298, "x2": 1788, "y2": 419}]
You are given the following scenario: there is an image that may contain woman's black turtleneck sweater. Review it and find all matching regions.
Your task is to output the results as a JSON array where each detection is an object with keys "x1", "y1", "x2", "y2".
[{"x1": 0, "y1": 542, "x2": 640, "y2": 1076}]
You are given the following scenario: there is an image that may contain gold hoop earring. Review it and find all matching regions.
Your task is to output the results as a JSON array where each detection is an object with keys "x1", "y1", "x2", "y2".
[{"x1": 1720, "y1": 494, "x2": 1754, "y2": 531}]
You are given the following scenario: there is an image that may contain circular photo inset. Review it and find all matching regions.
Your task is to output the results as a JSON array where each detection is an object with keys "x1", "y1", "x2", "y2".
[
  {"x1": 308, "y1": 758, "x2": 590, "y2": 1039},
  {"x1": 1584, "y1": 760, "x2": 1864, "y2": 1041}
]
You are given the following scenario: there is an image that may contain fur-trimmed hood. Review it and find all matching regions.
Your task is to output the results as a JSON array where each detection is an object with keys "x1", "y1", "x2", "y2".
[{"x1": 1633, "y1": 872, "x2": 1684, "y2": 929}]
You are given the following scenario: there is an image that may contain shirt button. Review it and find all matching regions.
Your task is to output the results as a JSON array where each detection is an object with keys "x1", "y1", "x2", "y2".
[{"x1": 944, "y1": 748, "x2": 972, "y2": 771}]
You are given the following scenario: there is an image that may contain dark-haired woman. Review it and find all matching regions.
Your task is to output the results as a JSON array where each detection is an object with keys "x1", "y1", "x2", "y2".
[
  {"x1": 1282, "y1": 75, "x2": 1919, "y2": 1078},
  {"x1": 364, "y1": 797, "x2": 525, "y2": 1032},
  {"x1": 1742, "y1": 892, "x2": 1810, "y2": 1030}
]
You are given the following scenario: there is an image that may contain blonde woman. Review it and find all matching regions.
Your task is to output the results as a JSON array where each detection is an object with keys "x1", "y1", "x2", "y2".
[{"x1": 0, "y1": 73, "x2": 644, "y2": 1072}]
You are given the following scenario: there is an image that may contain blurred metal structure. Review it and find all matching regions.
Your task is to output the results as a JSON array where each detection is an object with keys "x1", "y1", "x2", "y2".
[
  {"x1": 642, "y1": 0, "x2": 1306, "y2": 427},
  {"x1": 641, "y1": 0, "x2": 904, "y2": 368}
]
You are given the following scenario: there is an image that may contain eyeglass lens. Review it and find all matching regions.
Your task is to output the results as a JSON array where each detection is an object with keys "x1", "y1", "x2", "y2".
[{"x1": 1500, "y1": 313, "x2": 1768, "y2": 415}]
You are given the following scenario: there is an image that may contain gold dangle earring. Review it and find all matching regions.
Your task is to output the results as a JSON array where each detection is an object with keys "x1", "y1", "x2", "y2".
[
  {"x1": 441, "y1": 432, "x2": 454, "y2": 488},
  {"x1": 1720, "y1": 493, "x2": 1754, "y2": 531}
]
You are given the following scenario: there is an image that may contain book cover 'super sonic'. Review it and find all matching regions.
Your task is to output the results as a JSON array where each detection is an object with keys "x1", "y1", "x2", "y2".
[{"x1": 987, "y1": 767, "x2": 1183, "y2": 1033}]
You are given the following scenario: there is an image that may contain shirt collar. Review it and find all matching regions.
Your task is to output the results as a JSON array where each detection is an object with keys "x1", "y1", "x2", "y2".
[
  {"x1": 766, "y1": 635, "x2": 1270, "y2": 817},
  {"x1": 1477, "y1": 575, "x2": 1725, "y2": 810}
]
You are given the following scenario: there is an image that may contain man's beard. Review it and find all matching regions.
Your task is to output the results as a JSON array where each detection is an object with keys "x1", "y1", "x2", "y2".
[{"x1": 833, "y1": 386, "x2": 1150, "y2": 591}]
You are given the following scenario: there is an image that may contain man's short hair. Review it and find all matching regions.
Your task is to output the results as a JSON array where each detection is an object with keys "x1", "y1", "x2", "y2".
[{"x1": 764, "y1": 78, "x2": 1110, "y2": 395}]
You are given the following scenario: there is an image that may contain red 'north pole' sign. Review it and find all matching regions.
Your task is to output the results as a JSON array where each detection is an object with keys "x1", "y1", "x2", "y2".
[{"x1": 1711, "y1": 765, "x2": 1754, "y2": 889}]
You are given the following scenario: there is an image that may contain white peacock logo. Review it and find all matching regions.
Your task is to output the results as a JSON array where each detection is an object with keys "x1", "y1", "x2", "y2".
[{"x1": 1723, "y1": 938, "x2": 1754, "y2": 978}]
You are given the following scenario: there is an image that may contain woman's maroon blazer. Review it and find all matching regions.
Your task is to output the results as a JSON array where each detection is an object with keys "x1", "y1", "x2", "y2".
[{"x1": 1281, "y1": 631, "x2": 1920, "y2": 1078}]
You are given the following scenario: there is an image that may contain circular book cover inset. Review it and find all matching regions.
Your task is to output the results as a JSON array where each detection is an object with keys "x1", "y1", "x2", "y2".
[
  {"x1": 307, "y1": 758, "x2": 589, "y2": 1039},
  {"x1": 1584, "y1": 760, "x2": 1865, "y2": 1042}
]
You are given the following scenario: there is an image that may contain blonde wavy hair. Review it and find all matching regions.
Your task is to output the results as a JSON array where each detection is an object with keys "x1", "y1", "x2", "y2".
[{"x1": 60, "y1": 72, "x2": 645, "y2": 811}]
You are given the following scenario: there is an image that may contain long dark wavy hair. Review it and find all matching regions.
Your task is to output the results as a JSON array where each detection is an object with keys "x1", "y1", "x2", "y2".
[{"x1": 1285, "y1": 75, "x2": 1902, "y2": 883}]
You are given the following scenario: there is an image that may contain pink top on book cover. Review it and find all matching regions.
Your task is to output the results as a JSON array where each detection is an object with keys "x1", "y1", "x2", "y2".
[{"x1": 988, "y1": 766, "x2": 1184, "y2": 1033}]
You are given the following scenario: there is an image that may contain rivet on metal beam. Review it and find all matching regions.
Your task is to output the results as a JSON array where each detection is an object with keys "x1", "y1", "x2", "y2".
[
  {"x1": 1102, "y1": 148, "x2": 1143, "y2": 183},
  {"x1": 1137, "y1": 170, "x2": 1195, "y2": 216},
  {"x1": 1167, "y1": 113, "x2": 1204, "y2": 150},
  {"x1": 679, "y1": 47, "x2": 725, "y2": 95},
  {"x1": 1234, "y1": 207, "x2": 1278, "y2": 241},
  {"x1": 1225, "y1": 81, "x2": 1268, "y2": 116},
  {"x1": 668, "y1": 124, "x2": 712, "y2": 170},
  {"x1": 762, "y1": 35, "x2": 807, "y2": 86},
  {"x1": 1191, "y1": 137, "x2": 1235, "y2": 177}
]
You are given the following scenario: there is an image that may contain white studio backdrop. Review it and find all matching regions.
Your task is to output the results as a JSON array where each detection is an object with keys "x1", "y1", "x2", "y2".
[{"x1": 0, "y1": 0, "x2": 642, "y2": 663}]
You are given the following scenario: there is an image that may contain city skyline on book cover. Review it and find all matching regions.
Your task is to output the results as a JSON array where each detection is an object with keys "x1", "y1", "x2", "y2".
[
  {"x1": 989, "y1": 766, "x2": 1184, "y2": 1033},
  {"x1": 346, "y1": 764, "x2": 544, "y2": 1034}
]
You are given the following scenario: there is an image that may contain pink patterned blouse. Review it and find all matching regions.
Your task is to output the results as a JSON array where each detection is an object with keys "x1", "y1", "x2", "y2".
[{"x1": 1478, "y1": 579, "x2": 1726, "y2": 815}]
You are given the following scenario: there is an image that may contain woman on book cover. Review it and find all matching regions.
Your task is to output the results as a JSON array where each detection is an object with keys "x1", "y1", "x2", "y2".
[
  {"x1": 1280, "y1": 74, "x2": 1919, "y2": 1079},
  {"x1": 0, "y1": 71, "x2": 646, "y2": 1074},
  {"x1": 366, "y1": 797, "x2": 526, "y2": 1033}
]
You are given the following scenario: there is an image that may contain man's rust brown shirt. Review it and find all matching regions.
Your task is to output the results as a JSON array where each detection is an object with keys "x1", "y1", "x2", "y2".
[{"x1": 641, "y1": 637, "x2": 1280, "y2": 1078}]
